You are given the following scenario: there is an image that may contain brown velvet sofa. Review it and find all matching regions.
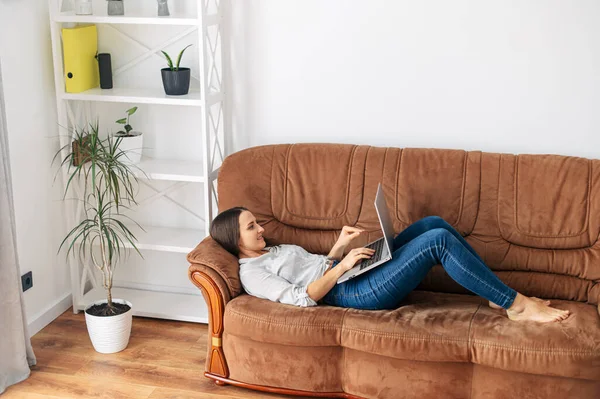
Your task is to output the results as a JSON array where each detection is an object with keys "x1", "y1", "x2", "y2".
[{"x1": 187, "y1": 143, "x2": 600, "y2": 399}]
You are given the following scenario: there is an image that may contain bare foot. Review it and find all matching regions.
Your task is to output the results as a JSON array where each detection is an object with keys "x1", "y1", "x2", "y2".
[
  {"x1": 506, "y1": 293, "x2": 570, "y2": 323},
  {"x1": 488, "y1": 296, "x2": 550, "y2": 310}
]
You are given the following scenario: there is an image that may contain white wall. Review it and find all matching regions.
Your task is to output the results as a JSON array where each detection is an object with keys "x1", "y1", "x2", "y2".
[
  {"x1": 228, "y1": 0, "x2": 600, "y2": 159},
  {"x1": 0, "y1": 0, "x2": 71, "y2": 335}
]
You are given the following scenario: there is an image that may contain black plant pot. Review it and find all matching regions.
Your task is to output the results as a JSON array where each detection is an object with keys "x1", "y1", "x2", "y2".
[{"x1": 161, "y1": 67, "x2": 191, "y2": 95}]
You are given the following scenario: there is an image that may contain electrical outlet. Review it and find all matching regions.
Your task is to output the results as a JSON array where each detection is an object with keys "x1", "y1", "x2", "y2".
[{"x1": 21, "y1": 271, "x2": 33, "y2": 292}]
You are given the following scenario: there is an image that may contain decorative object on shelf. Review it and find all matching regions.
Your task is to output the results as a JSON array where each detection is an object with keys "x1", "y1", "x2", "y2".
[
  {"x1": 74, "y1": 0, "x2": 93, "y2": 15},
  {"x1": 107, "y1": 0, "x2": 124, "y2": 16},
  {"x1": 62, "y1": 25, "x2": 99, "y2": 93},
  {"x1": 157, "y1": 0, "x2": 170, "y2": 16},
  {"x1": 70, "y1": 126, "x2": 91, "y2": 166},
  {"x1": 52, "y1": 121, "x2": 143, "y2": 354},
  {"x1": 160, "y1": 44, "x2": 192, "y2": 95},
  {"x1": 96, "y1": 53, "x2": 113, "y2": 89},
  {"x1": 114, "y1": 106, "x2": 143, "y2": 164}
]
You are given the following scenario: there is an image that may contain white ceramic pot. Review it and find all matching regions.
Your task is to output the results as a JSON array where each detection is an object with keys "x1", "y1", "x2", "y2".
[
  {"x1": 84, "y1": 298, "x2": 133, "y2": 354},
  {"x1": 75, "y1": 0, "x2": 93, "y2": 15},
  {"x1": 114, "y1": 131, "x2": 143, "y2": 164}
]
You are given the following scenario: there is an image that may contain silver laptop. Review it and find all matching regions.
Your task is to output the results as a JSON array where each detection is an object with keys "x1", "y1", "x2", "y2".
[{"x1": 337, "y1": 183, "x2": 395, "y2": 284}]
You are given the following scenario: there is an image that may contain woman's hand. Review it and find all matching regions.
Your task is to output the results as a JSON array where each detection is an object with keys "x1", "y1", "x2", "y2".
[
  {"x1": 335, "y1": 226, "x2": 364, "y2": 249},
  {"x1": 338, "y1": 247, "x2": 376, "y2": 272}
]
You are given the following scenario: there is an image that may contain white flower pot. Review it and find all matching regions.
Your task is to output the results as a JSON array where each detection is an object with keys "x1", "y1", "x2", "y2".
[
  {"x1": 114, "y1": 131, "x2": 143, "y2": 164},
  {"x1": 75, "y1": 0, "x2": 93, "y2": 15},
  {"x1": 84, "y1": 298, "x2": 133, "y2": 354}
]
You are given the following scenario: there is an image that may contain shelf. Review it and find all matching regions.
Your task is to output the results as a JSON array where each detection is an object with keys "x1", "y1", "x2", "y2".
[
  {"x1": 80, "y1": 287, "x2": 208, "y2": 323},
  {"x1": 62, "y1": 87, "x2": 203, "y2": 106},
  {"x1": 135, "y1": 157, "x2": 204, "y2": 182},
  {"x1": 125, "y1": 225, "x2": 205, "y2": 253},
  {"x1": 54, "y1": 11, "x2": 199, "y2": 26},
  {"x1": 51, "y1": 0, "x2": 226, "y2": 326}
]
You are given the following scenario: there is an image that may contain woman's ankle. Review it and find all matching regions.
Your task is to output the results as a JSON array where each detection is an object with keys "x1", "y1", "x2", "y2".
[{"x1": 506, "y1": 292, "x2": 527, "y2": 313}]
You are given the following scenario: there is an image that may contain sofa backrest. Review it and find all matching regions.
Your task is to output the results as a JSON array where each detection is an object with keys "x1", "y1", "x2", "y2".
[{"x1": 215, "y1": 143, "x2": 600, "y2": 306}]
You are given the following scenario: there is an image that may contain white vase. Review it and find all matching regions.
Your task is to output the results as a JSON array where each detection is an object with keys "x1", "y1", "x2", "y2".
[
  {"x1": 75, "y1": 0, "x2": 93, "y2": 15},
  {"x1": 84, "y1": 298, "x2": 133, "y2": 354},
  {"x1": 114, "y1": 131, "x2": 143, "y2": 164}
]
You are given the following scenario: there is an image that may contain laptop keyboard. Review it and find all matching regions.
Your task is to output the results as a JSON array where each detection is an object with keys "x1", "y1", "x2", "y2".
[{"x1": 358, "y1": 239, "x2": 385, "y2": 270}]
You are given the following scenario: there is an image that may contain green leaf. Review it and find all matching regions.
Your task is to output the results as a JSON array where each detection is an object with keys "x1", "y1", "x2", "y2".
[
  {"x1": 127, "y1": 106, "x2": 138, "y2": 116},
  {"x1": 115, "y1": 118, "x2": 127, "y2": 124},
  {"x1": 175, "y1": 44, "x2": 193, "y2": 70},
  {"x1": 161, "y1": 50, "x2": 174, "y2": 70},
  {"x1": 125, "y1": 124, "x2": 132, "y2": 133}
]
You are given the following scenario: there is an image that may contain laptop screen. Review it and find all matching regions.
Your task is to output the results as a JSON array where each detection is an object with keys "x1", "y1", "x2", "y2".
[{"x1": 375, "y1": 183, "x2": 395, "y2": 253}]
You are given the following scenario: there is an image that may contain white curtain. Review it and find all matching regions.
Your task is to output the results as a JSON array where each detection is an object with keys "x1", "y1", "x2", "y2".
[{"x1": 0, "y1": 58, "x2": 36, "y2": 394}]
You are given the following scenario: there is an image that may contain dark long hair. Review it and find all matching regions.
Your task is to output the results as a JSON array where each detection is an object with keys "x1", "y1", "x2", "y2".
[{"x1": 210, "y1": 206, "x2": 249, "y2": 257}]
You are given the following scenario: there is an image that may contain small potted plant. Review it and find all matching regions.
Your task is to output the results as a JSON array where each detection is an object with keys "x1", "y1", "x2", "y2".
[
  {"x1": 53, "y1": 121, "x2": 143, "y2": 354},
  {"x1": 114, "y1": 106, "x2": 143, "y2": 164},
  {"x1": 107, "y1": 0, "x2": 124, "y2": 16},
  {"x1": 70, "y1": 125, "x2": 91, "y2": 166},
  {"x1": 161, "y1": 44, "x2": 192, "y2": 95}
]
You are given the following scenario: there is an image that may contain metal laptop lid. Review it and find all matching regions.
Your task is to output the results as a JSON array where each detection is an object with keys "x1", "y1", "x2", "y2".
[{"x1": 374, "y1": 183, "x2": 395, "y2": 254}]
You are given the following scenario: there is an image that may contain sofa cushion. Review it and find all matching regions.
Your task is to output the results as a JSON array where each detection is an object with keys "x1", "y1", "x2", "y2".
[
  {"x1": 385, "y1": 147, "x2": 481, "y2": 236},
  {"x1": 497, "y1": 153, "x2": 600, "y2": 250},
  {"x1": 270, "y1": 144, "x2": 368, "y2": 229},
  {"x1": 340, "y1": 291, "x2": 481, "y2": 363},
  {"x1": 224, "y1": 290, "x2": 600, "y2": 381},
  {"x1": 470, "y1": 299, "x2": 600, "y2": 381},
  {"x1": 224, "y1": 294, "x2": 348, "y2": 346}
]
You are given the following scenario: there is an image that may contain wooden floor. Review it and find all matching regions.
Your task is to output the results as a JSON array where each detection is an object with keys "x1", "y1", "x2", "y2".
[{"x1": 3, "y1": 308, "x2": 312, "y2": 399}]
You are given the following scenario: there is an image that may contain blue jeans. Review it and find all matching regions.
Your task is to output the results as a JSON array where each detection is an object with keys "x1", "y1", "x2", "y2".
[{"x1": 322, "y1": 216, "x2": 518, "y2": 310}]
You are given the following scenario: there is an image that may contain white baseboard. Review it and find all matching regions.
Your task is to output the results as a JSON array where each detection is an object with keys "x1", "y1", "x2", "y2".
[{"x1": 28, "y1": 292, "x2": 73, "y2": 337}]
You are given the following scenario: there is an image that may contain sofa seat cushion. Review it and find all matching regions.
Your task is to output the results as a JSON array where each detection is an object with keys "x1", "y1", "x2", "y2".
[
  {"x1": 340, "y1": 291, "x2": 482, "y2": 363},
  {"x1": 224, "y1": 294, "x2": 348, "y2": 346},
  {"x1": 225, "y1": 291, "x2": 600, "y2": 381},
  {"x1": 470, "y1": 299, "x2": 600, "y2": 381}
]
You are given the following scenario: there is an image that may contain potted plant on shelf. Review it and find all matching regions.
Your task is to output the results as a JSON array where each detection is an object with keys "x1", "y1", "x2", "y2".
[
  {"x1": 70, "y1": 125, "x2": 91, "y2": 167},
  {"x1": 114, "y1": 106, "x2": 143, "y2": 164},
  {"x1": 107, "y1": 0, "x2": 124, "y2": 16},
  {"x1": 161, "y1": 44, "x2": 192, "y2": 95},
  {"x1": 53, "y1": 121, "x2": 143, "y2": 354}
]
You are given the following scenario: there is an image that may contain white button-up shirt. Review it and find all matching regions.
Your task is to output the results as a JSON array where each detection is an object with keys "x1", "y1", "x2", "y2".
[{"x1": 238, "y1": 244, "x2": 331, "y2": 307}]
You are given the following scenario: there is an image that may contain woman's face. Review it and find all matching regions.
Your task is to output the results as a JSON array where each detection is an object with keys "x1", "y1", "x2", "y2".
[{"x1": 238, "y1": 210, "x2": 266, "y2": 255}]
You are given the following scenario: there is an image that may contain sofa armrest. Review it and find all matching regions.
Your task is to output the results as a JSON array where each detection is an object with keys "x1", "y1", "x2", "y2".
[
  {"x1": 189, "y1": 265, "x2": 230, "y2": 378},
  {"x1": 187, "y1": 236, "x2": 243, "y2": 297},
  {"x1": 187, "y1": 236, "x2": 243, "y2": 378}
]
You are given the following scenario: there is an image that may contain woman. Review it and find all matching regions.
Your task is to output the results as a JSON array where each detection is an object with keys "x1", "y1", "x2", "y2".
[{"x1": 210, "y1": 206, "x2": 571, "y2": 323}]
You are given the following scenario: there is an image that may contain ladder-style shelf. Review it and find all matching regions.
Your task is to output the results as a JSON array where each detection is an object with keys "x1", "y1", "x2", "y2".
[{"x1": 48, "y1": 0, "x2": 227, "y2": 323}]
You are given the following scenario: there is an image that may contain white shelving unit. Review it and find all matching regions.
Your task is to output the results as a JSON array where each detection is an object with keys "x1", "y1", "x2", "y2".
[{"x1": 48, "y1": 0, "x2": 228, "y2": 324}]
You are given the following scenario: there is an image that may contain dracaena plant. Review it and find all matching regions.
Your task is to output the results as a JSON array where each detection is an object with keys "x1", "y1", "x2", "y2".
[
  {"x1": 161, "y1": 44, "x2": 193, "y2": 71},
  {"x1": 52, "y1": 121, "x2": 145, "y2": 315}
]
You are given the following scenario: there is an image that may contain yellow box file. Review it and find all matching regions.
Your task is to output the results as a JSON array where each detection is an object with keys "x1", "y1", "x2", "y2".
[{"x1": 62, "y1": 25, "x2": 99, "y2": 93}]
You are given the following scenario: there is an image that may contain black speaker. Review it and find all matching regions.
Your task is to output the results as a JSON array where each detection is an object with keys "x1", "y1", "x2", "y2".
[{"x1": 97, "y1": 53, "x2": 113, "y2": 89}]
